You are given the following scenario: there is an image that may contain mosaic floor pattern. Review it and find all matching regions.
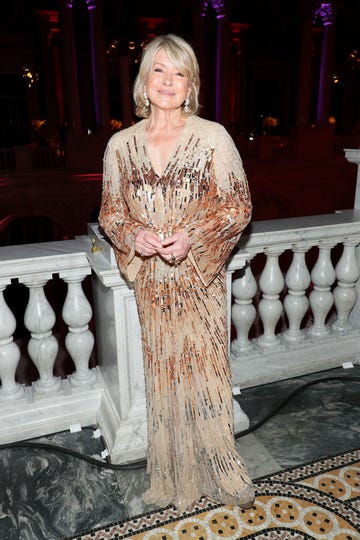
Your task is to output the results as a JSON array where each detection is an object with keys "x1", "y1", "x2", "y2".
[{"x1": 68, "y1": 448, "x2": 360, "y2": 540}]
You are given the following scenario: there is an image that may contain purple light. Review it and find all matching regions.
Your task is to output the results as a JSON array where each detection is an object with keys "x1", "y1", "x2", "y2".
[
  {"x1": 86, "y1": 0, "x2": 97, "y2": 11},
  {"x1": 314, "y1": 2, "x2": 336, "y2": 26},
  {"x1": 201, "y1": 0, "x2": 227, "y2": 18}
]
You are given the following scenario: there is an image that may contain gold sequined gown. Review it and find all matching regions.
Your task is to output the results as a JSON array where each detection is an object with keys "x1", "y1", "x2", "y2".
[{"x1": 99, "y1": 115, "x2": 254, "y2": 511}]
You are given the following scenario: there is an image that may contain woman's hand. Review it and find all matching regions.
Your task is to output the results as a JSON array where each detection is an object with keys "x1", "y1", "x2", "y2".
[
  {"x1": 135, "y1": 229, "x2": 164, "y2": 257},
  {"x1": 160, "y1": 230, "x2": 191, "y2": 265}
]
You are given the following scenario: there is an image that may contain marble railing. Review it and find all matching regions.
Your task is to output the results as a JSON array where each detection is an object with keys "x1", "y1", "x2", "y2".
[
  {"x1": 1, "y1": 205, "x2": 360, "y2": 463},
  {"x1": 228, "y1": 210, "x2": 360, "y2": 389},
  {"x1": 0, "y1": 238, "x2": 103, "y2": 446}
]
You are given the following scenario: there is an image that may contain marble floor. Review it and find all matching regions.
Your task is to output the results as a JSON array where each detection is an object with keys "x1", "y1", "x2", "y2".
[{"x1": 0, "y1": 364, "x2": 359, "y2": 540}]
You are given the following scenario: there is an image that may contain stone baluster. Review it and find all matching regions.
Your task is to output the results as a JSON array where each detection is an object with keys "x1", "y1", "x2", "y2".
[
  {"x1": 257, "y1": 248, "x2": 285, "y2": 349},
  {"x1": 282, "y1": 244, "x2": 311, "y2": 343},
  {"x1": 231, "y1": 260, "x2": 257, "y2": 355},
  {"x1": 61, "y1": 273, "x2": 96, "y2": 387},
  {"x1": 21, "y1": 276, "x2": 61, "y2": 394},
  {"x1": 308, "y1": 241, "x2": 337, "y2": 337},
  {"x1": 332, "y1": 238, "x2": 360, "y2": 334},
  {"x1": 0, "y1": 281, "x2": 24, "y2": 401}
]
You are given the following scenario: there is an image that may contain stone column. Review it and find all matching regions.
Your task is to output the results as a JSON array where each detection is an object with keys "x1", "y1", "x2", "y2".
[
  {"x1": 295, "y1": 0, "x2": 315, "y2": 129},
  {"x1": 58, "y1": 0, "x2": 82, "y2": 133},
  {"x1": 36, "y1": 10, "x2": 60, "y2": 135},
  {"x1": 344, "y1": 149, "x2": 360, "y2": 330},
  {"x1": 316, "y1": 1, "x2": 336, "y2": 126},
  {"x1": 344, "y1": 149, "x2": 360, "y2": 210},
  {"x1": 193, "y1": 1, "x2": 207, "y2": 116},
  {"x1": 86, "y1": 0, "x2": 110, "y2": 132},
  {"x1": 202, "y1": 0, "x2": 230, "y2": 125},
  {"x1": 295, "y1": 1, "x2": 336, "y2": 158},
  {"x1": 119, "y1": 56, "x2": 133, "y2": 129},
  {"x1": 216, "y1": 11, "x2": 230, "y2": 125},
  {"x1": 229, "y1": 22, "x2": 251, "y2": 129}
]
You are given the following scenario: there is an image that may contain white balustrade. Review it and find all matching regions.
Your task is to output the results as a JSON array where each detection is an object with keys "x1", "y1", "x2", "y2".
[
  {"x1": 230, "y1": 210, "x2": 360, "y2": 390},
  {"x1": 282, "y1": 244, "x2": 311, "y2": 343},
  {"x1": 308, "y1": 241, "x2": 337, "y2": 338},
  {"x1": 0, "y1": 281, "x2": 24, "y2": 401},
  {"x1": 21, "y1": 276, "x2": 61, "y2": 394},
  {"x1": 61, "y1": 273, "x2": 96, "y2": 387},
  {"x1": 0, "y1": 238, "x2": 102, "y2": 447},
  {"x1": 1, "y1": 204, "x2": 360, "y2": 462},
  {"x1": 257, "y1": 247, "x2": 285, "y2": 349},
  {"x1": 231, "y1": 260, "x2": 257, "y2": 355},
  {"x1": 332, "y1": 237, "x2": 360, "y2": 334}
]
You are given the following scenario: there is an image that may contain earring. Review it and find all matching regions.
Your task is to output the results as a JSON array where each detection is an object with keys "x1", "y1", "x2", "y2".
[
  {"x1": 184, "y1": 97, "x2": 190, "y2": 113},
  {"x1": 144, "y1": 91, "x2": 150, "y2": 108}
]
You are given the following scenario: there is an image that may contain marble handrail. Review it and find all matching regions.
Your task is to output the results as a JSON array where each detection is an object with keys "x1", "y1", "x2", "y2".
[
  {"x1": 0, "y1": 236, "x2": 103, "y2": 448},
  {"x1": 228, "y1": 209, "x2": 360, "y2": 388},
  {"x1": 1, "y1": 209, "x2": 360, "y2": 462},
  {"x1": 0, "y1": 236, "x2": 96, "y2": 397}
]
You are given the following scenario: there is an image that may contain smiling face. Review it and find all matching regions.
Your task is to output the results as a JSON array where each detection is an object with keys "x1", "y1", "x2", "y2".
[{"x1": 145, "y1": 48, "x2": 190, "y2": 113}]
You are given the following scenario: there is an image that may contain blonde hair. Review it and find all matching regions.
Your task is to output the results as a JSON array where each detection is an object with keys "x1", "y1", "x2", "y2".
[{"x1": 133, "y1": 34, "x2": 200, "y2": 118}]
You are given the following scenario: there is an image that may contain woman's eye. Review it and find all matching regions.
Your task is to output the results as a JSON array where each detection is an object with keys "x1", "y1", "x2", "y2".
[
  {"x1": 176, "y1": 72, "x2": 184, "y2": 77},
  {"x1": 154, "y1": 67, "x2": 163, "y2": 73}
]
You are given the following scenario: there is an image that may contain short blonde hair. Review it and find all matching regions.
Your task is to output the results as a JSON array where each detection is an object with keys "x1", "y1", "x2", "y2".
[{"x1": 133, "y1": 34, "x2": 200, "y2": 118}]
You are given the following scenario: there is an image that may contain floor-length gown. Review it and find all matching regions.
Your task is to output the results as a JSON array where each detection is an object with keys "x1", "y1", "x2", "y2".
[{"x1": 99, "y1": 115, "x2": 255, "y2": 511}]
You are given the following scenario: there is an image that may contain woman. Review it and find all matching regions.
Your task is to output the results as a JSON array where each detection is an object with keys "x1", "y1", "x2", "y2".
[{"x1": 99, "y1": 33, "x2": 254, "y2": 512}]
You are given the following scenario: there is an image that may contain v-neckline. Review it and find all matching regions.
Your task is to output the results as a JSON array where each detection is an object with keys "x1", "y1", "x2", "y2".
[{"x1": 142, "y1": 116, "x2": 192, "y2": 178}]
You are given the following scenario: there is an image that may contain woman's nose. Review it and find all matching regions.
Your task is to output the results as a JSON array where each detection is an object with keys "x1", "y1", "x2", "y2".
[{"x1": 163, "y1": 73, "x2": 173, "y2": 85}]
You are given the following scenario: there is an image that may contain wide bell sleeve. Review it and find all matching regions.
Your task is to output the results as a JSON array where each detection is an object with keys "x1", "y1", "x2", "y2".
[
  {"x1": 98, "y1": 136, "x2": 143, "y2": 282},
  {"x1": 185, "y1": 125, "x2": 252, "y2": 286}
]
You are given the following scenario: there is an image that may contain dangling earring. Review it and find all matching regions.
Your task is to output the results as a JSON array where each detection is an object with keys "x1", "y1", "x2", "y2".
[
  {"x1": 184, "y1": 96, "x2": 190, "y2": 113},
  {"x1": 144, "y1": 90, "x2": 150, "y2": 108}
]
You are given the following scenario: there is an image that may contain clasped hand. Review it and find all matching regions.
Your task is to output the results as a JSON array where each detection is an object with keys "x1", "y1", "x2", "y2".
[{"x1": 135, "y1": 229, "x2": 191, "y2": 265}]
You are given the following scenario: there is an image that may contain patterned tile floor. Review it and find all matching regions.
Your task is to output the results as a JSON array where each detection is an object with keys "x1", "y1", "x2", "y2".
[
  {"x1": 73, "y1": 449, "x2": 360, "y2": 540},
  {"x1": 0, "y1": 364, "x2": 359, "y2": 540}
]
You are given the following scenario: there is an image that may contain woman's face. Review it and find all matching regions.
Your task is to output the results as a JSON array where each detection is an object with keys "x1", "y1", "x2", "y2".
[{"x1": 145, "y1": 48, "x2": 190, "y2": 112}]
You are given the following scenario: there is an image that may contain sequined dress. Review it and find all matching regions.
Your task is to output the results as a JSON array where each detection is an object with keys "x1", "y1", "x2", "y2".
[{"x1": 99, "y1": 115, "x2": 254, "y2": 511}]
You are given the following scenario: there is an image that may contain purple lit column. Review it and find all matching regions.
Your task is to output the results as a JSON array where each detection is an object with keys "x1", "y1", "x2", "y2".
[
  {"x1": 229, "y1": 23, "x2": 251, "y2": 128},
  {"x1": 36, "y1": 11, "x2": 59, "y2": 133},
  {"x1": 58, "y1": 0, "x2": 82, "y2": 133},
  {"x1": 202, "y1": 0, "x2": 230, "y2": 124},
  {"x1": 193, "y1": 2, "x2": 207, "y2": 116},
  {"x1": 86, "y1": 0, "x2": 110, "y2": 131},
  {"x1": 295, "y1": 1, "x2": 314, "y2": 128},
  {"x1": 119, "y1": 56, "x2": 132, "y2": 128},
  {"x1": 316, "y1": 2, "x2": 336, "y2": 126}
]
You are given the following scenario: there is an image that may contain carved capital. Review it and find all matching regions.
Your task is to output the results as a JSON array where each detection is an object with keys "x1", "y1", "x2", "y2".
[
  {"x1": 86, "y1": 0, "x2": 97, "y2": 11},
  {"x1": 202, "y1": 0, "x2": 228, "y2": 19},
  {"x1": 314, "y1": 1, "x2": 336, "y2": 27}
]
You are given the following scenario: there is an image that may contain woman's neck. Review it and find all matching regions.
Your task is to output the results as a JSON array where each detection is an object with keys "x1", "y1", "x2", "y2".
[{"x1": 146, "y1": 107, "x2": 187, "y2": 131}]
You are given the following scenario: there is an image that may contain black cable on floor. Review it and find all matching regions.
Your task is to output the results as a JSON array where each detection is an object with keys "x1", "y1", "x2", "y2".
[
  {"x1": 0, "y1": 440, "x2": 146, "y2": 471},
  {"x1": 0, "y1": 375, "x2": 359, "y2": 471},
  {"x1": 234, "y1": 375, "x2": 360, "y2": 439}
]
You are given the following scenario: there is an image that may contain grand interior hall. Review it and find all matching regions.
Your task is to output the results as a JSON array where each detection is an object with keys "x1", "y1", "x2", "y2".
[{"x1": 0, "y1": 1, "x2": 360, "y2": 539}]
